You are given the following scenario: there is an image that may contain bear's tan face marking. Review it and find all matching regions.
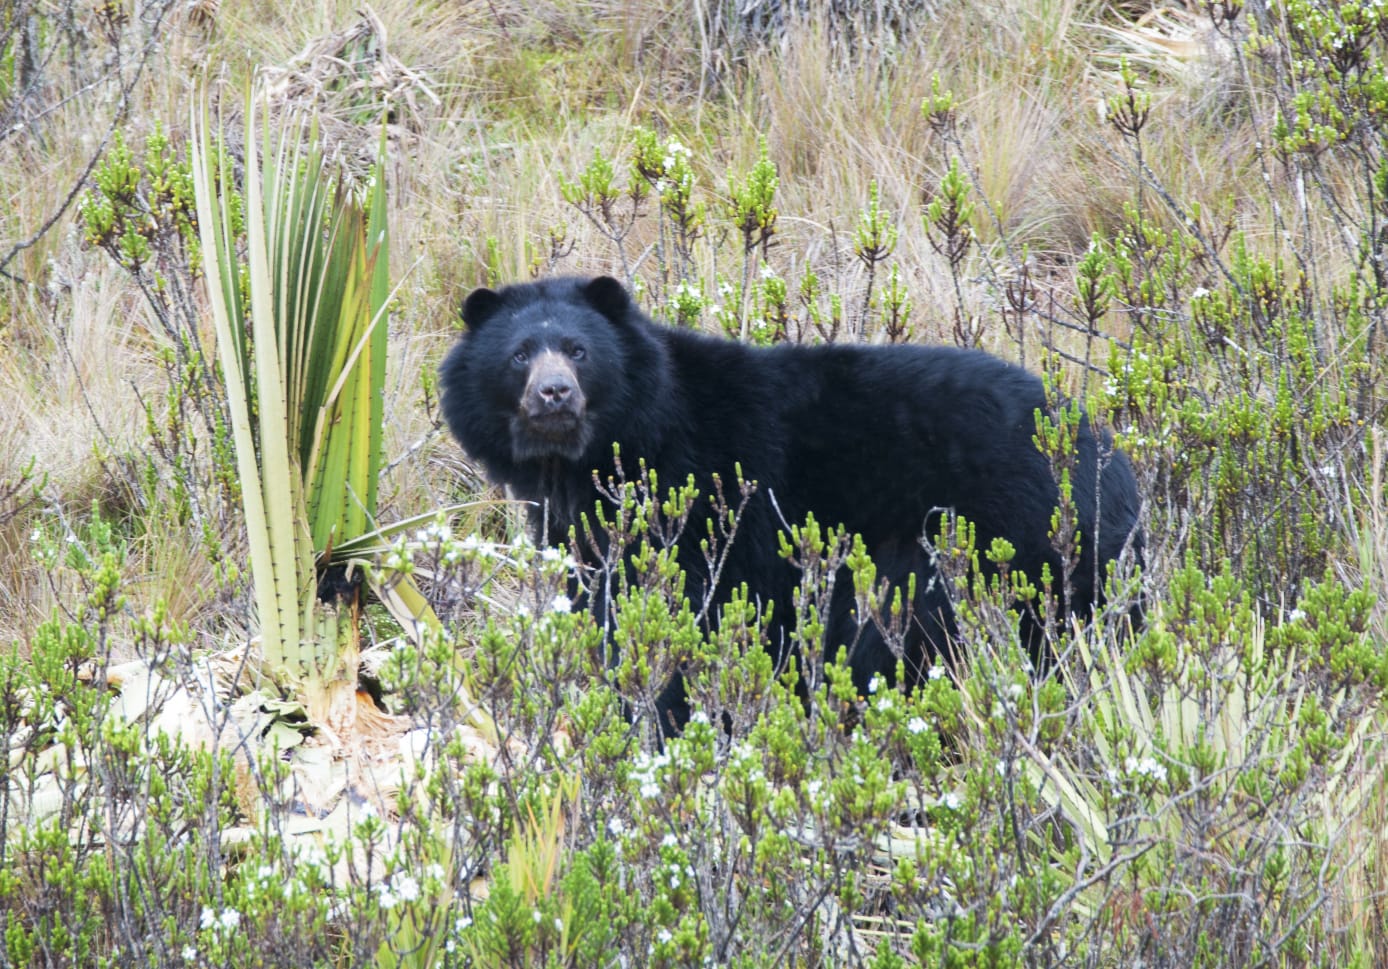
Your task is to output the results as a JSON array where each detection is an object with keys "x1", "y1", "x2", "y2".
[
  {"x1": 510, "y1": 349, "x2": 591, "y2": 460},
  {"x1": 521, "y1": 350, "x2": 584, "y2": 417}
]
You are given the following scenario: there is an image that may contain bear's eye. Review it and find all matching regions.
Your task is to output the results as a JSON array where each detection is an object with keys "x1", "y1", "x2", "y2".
[
  {"x1": 568, "y1": 345, "x2": 586, "y2": 361},
  {"x1": 511, "y1": 349, "x2": 529, "y2": 365}
]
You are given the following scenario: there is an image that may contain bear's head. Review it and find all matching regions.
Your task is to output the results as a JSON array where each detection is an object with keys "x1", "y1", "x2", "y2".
[{"x1": 443, "y1": 276, "x2": 639, "y2": 465}]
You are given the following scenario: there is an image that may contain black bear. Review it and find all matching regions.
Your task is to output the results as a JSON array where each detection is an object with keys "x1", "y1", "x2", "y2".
[{"x1": 439, "y1": 275, "x2": 1142, "y2": 732}]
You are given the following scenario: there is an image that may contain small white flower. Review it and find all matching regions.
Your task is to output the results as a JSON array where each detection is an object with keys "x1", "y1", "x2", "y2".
[
  {"x1": 532, "y1": 908, "x2": 543, "y2": 924},
  {"x1": 378, "y1": 885, "x2": 398, "y2": 910},
  {"x1": 938, "y1": 791, "x2": 962, "y2": 810},
  {"x1": 1006, "y1": 683, "x2": 1023, "y2": 701},
  {"x1": 549, "y1": 594, "x2": 572, "y2": 614},
  {"x1": 455, "y1": 915, "x2": 473, "y2": 932},
  {"x1": 395, "y1": 875, "x2": 420, "y2": 903},
  {"x1": 199, "y1": 907, "x2": 216, "y2": 930},
  {"x1": 554, "y1": 917, "x2": 564, "y2": 931},
  {"x1": 218, "y1": 909, "x2": 240, "y2": 931},
  {"x1": 657, "y1": 928, "x2": 674, "y2": 944},
  {"x1": 661, "y1": 833, "x2": 679, "y2": 848},
  {"x1": 1125, "y1": 755, "x2": 1167, "y2": 784},
  {"x1": 541, "y1": 547, "x2": 563, "y2": 562},
  {"x1": 689, "y1": 710, "x2": 710, "y2": 726},
  {"x1": 907, "y1": 716, "x2": 928, "y2": 735},
  {"x1": 182, "y1": 945, "x2": 197, "y2": 961},
  {"x1": 868, "y1": 675, "x2": 883, "y2": 694},
  {"x1": 607, "y1": 816, "x2": 626, "y2": 837},
  {"x1": 927, "y1": 664, "x2": 946, "y2": 681},
  {"x1": 292, "y1": 840, "x2": 327, "y2": 870},
  {"x1": 1288, "y1": 608, "x2": 1307, "y2": 622}
]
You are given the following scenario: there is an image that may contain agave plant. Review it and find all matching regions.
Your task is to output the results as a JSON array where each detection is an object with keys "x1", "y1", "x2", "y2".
[{"x1": 189, "y1": 91, "x2": 444, "y2": 738}]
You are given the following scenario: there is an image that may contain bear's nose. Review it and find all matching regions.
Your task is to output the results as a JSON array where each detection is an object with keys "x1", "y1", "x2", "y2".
[
  {"x1": 537, "y1": 378, "x2": 572, "y2": 406},
  {"x1": 522, "y1": 350, "x2": 586, "y2": 419}
]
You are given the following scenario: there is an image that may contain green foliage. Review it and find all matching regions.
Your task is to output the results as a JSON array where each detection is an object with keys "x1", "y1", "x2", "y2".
[
  {"x1": 83, "y1": 124, "x2": 199, "y2": 278},
  {"x1": 1103, "y1": 218, "x2": 1367, "y2": 599},
  {"x1": 82, "y1": 123, "x2": 240, "y2": 569},
  {"x1": 1106, "y1": 58, "x2": 1152, "y2": 141},
  {"x1": 0, "y1": 456, "x2": 44, "y2": 529},
  {"x1": 559, "y1": 145, "x2": 646, "y2": 282},
  {"x1": 1040, "y1": 555, "x2": 1384, "y2": 966},
  {"x1": 921, "y1": 153, "x2": 977, "y2": 345},
  {"x1": 853, "y1": 179, "x2": 899, "y2": 326},
  {"x1": 666, "y1": 277, "x2": 706, "y2": 327},
  {"x1": 0, "y1": 531, "x2": 249, "y2": 968},
  {"x1": 556, "y1": 134, "x2": 930, "y2": 342},
  {"x1": 726, "y1": 136, "x2": 779, "y2": 259},
  {"x1": 632, "y1": 127, "x2": 706, "y2": 285},
  {"x1": 921, "y1": 72, "x2": 957, "y2": 136},
  {"x1": 923, "y1": 157, "x2": 974, "y2": 273},
  {"x1": 3, "y1": 434, "x2": 1382, "y2": 968},
  {"x1": 1074, "y1": 234, "x2": 1115, "y2": 329}
]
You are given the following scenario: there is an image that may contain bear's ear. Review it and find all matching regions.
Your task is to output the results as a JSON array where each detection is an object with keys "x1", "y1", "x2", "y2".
[
  {"x1": 461, "y1": 287, "x2": 505, "y2": 330},
  {"x1": 581, "y1": 275, "x2": 631, "y2": 322}
]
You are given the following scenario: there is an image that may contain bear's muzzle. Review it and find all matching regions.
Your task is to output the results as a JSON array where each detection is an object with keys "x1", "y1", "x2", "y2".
[{"x1": 512, "y1": 350, "x2": 591, "y2": 460}]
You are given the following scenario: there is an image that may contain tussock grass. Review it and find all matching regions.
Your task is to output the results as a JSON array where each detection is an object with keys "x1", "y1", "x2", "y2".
[
  {"x1": 0, "y1": 262, "x2": 154, "y2": 642},
  {"x1": 3, "y1": 262, "x2": 149, "y2": 484}
]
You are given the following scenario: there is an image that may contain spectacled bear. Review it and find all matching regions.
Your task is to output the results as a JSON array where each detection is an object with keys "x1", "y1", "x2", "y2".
[{"x1": 439, "y1": 275, "x2": 1142, "y2": 734}]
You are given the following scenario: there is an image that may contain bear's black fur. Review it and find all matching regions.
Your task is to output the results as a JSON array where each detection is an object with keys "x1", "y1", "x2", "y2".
[{"x1": 439, "y1": 275, "x2": 1142, "y2": 733}]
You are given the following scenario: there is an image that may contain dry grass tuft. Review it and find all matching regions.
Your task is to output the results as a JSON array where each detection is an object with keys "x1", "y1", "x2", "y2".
[
  {"x1": 0, "y1": 258, "x2": 156, "y2": 645},
  {"x1": 258, "y1": 6, "x2": 444, "y2": 180}
]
